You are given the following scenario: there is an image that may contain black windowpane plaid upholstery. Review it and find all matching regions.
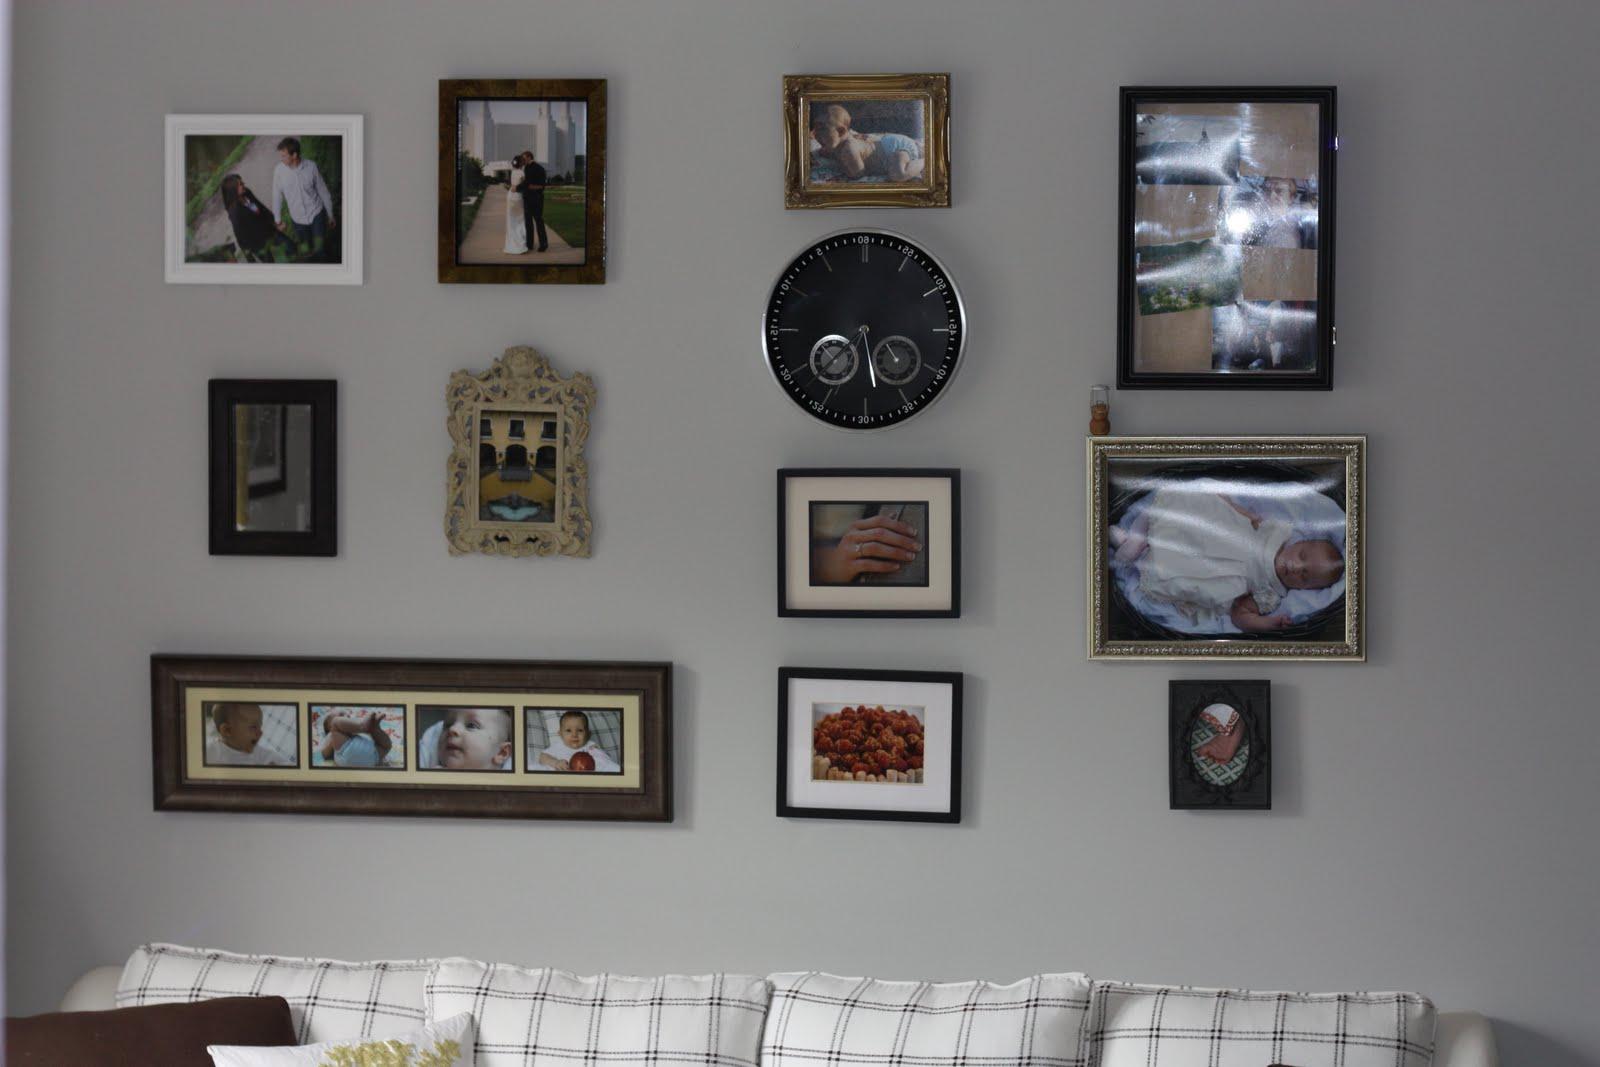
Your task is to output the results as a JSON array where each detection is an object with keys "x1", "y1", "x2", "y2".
[
  {"x1": 761, "y1": 971, "x2": 1092, "y2": 1067},
  {"x1": 1086, "y1": 981, "x2": 1436, "y2": 1067},
  {"x1": 426, "y1": 958, "x2": 771, "y2": 1066},
  {"x1": 116, "y1": 943, "x2": 430, "y2": 1045}
]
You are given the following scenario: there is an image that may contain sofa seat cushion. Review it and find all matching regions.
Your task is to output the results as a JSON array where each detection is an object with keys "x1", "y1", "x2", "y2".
[
  {"x1": 6, "y1": 995, "x2": 295, "y2": 1066},
  {"x1": 425, "y1": 958, "x2": 771, "y2": 1066},
  {"x1": 762, "y1": 971, "x2": 1093, "y2": 1067},
  {"x1": 1086, "y1": 981, "x2": 1436, "y2": 1067},
  {"x1": 116, "y1": 942, "x2": 431, "y2": 1045}
]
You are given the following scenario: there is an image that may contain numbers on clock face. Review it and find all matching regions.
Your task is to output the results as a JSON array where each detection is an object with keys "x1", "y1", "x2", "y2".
[{"x1": 763, "y1": 231, "x2": 965, "y2": 429}]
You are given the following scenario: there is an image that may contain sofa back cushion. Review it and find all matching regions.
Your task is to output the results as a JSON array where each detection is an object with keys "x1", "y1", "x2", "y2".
[
  {"x1": 6, "y1": 995, "x2": 295, "y2": 1067},
  {"x1": 426, "y1": 958, "x2": 771, "y2": 1066},
  {"x1": 1086, "y1": 981, "x2": 1436, "y2": 1067},
  {"x1": 116, "y1": 942, "x2": 430, "y2": 1045},
  {"x1": 762, "y1": 971, "x2": 1092, "y2": 1067}
]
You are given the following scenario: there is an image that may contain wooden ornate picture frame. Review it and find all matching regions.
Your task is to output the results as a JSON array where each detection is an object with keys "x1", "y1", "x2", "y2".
[
  {"x1": 152, "y1": 654, "x2": 671, "y2": 821},
  {"x1": 445, "y1": 346, "x2": 594, "y2": 557},
  {"x1": 783, "y1": 73, "x2": 950, "y2": 208}
]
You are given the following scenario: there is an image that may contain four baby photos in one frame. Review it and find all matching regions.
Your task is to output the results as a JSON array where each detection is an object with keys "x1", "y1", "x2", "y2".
[{"x1": 164, "y1": 75, "x2": 1349, "y2": 824}]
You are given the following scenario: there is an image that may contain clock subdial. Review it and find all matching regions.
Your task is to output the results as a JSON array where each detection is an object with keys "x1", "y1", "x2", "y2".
[
  {"x1": 809, "y1": 334, "x2": 860, "y2": 387},
  {"x1": 870, "y1": 335, "x2": 922, "y2": 386}
]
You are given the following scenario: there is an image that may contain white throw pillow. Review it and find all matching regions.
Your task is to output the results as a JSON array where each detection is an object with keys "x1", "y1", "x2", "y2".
[
  {"x1": 209, "y1": 1010, "x2": 474, "y2": 1066},
  {"x1": 1086, "y1": 980, "x2": 1436, "y2": 1067},
  {"x1": 425, "y1": 958, "x2": 770, "y2": 1066},
  {"x1": 116, "y1": 942, "x2": 431, "y2": 1044},
  {"x1": 762, "y1": 971, "x2": 1093, "y2": 1067}
]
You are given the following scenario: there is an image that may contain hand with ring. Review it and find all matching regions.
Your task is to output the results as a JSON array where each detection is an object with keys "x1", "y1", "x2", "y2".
[{"x1": 810, "y1": 514, "x2": 923, "y2": 584}]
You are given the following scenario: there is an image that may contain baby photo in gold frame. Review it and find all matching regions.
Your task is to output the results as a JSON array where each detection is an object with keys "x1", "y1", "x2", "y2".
[{"x1": 783, "y1": 74, "x2": 950, "y2": 208}]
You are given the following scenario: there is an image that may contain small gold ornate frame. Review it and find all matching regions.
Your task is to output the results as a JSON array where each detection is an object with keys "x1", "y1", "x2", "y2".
[
  {"x1": 1087, "y1": 436, "x2": 1365, "y2": 661},
  {"x1": 446, "y1": 346, "x2": 594, "y2": 557},
  {"x1": 783, "y1": 73, "x2": 950, "y2": 209}
]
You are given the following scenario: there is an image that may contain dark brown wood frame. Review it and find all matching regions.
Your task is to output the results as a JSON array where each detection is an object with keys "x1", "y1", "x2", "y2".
[
  {"x1": 437, "y1": 79, "x2": 607, "y2": 284},
  {"x1": 152, "y1": 655, "x2": 670, "y2": 821}
]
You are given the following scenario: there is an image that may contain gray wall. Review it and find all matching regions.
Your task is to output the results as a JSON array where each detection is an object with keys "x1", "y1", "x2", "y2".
[{"x1": 8, "y1": 2, "x2": 1597, "y2": 1062}]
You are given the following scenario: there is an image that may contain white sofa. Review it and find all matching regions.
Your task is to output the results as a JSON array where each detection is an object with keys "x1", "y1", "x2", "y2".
[{"x1": 61, "y1": 963, "x2": 1498, "y2": 1067}]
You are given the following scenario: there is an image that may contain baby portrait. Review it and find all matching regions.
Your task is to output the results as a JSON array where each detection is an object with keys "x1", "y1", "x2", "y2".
[
  {"x1": 806, "y1": 99, "x2": 927, "y2": 186},
  {"x1": 202, "y1": 701, "x2": 297, "y2": 768},
  {"x1": 415, "y1": 706, "x2": 514, "y2": 772},
  {"x1": 1188, "y1": 702, "x2": 1250, "y2": 787},
  {"x1": 808, "y1": 501, "x2": 928, "y2": 587},
  {"x1": 309, "y1": 705, "x2": 405, "y2": 770},
  {"x1": 524, "y1": 707, "x2": 623, "y2": 774},
  {"x1": 1104, "y1": 456, "x2": 1349, "y2": 643}
]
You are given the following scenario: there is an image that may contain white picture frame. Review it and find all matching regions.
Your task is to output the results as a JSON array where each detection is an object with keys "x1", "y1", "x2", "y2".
[{"x1": 165, "y1": 113, "x2": 363, "y2": 285}]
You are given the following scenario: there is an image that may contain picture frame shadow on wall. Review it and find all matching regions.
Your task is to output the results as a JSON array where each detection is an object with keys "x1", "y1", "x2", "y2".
[
  {"x1": 783, "y1": 73, "x2": 951, "y2": 208},
  {"x1": 777, "y1": 667, "x2": 962, "y2": 823},
  {"x1": 1117, "y1": 86, "x2": 1336, "y2": 389},
  {"x1": 1087, "y1": 435, "x2": 1365, "y2": 661},
  {"x1": 208, "y1": 379, "x2": 337, "y2": 557},
  {"x1": 165, "y1": 114, "x2": 363, "y2": 285},
  {"x1": 151, "y1": 655, "x2": 672, "y2": 821},
  {"x1": 438, "y1": 78, "x2": 607, "y2": 284},
  {"x1": 778, "y1": 468, "x2": 960, "y2": 618},
  {"x1": 1169, "y1": 679, "x2": 1271, "y2": 810}
]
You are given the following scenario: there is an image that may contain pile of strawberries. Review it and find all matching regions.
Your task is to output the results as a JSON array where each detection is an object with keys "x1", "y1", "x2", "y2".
[{"x1": 813, "y1": 705, "x2": 924, "y2": 777}]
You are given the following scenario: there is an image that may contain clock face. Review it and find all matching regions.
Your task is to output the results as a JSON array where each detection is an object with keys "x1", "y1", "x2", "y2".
[{"x1": 763, "y1": 230, "x2": 966, "y2": 429}]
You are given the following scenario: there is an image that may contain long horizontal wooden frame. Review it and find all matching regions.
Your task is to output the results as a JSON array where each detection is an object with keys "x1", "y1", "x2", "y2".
[{"x1": 153, "y1": 654, "x2": 670, "y2": 820}]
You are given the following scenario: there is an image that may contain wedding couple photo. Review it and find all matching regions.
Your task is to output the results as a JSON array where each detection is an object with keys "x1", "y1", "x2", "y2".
[{"x1": 455, "y1": 98, "x2": 588, "y2": 266}]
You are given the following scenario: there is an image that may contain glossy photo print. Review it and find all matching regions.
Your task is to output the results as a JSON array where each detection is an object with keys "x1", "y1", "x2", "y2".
[
  {"x1": 1087, "y1": 437, "x2": 1365, "y2": 660},
  {"x1": 309, "y1": 705, "x2": 406, "y2": 770},
  {"x1": 415, "y1": 706, "x2": 515, "y2": 772},
  {"x1": 1118, "y1": 88, "x2": 1335, "y2": 388},
  {"x1": 201, "y1": 701, "x2": 297, "y2": 768}
]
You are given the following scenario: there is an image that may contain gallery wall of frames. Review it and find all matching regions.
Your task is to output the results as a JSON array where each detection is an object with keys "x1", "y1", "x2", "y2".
[{"x1": 162, "y1": 77, "x2": 1347, "y2": 821}]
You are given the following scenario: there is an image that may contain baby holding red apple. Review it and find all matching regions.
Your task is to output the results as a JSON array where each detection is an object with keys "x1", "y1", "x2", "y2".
[{"x1": 534, "y1": 710, "x2": 620, "y2": 773}]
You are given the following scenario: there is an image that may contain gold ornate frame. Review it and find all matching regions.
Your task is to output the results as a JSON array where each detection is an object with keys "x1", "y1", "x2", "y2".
[
  {"x1": 446, "y1": 346, "x2": 594, "y2": 557},
  {"x1": 783, "y1": 73, "x2": 951, "y2": 209},
  {"x1": 1087, "y1": 436, "x2": 1365, "y2": 661}
]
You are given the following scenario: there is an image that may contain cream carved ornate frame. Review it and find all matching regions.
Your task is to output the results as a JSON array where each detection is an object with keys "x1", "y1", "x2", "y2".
[
  {"x1": 445, "y1": 346, "x2": 594, "y2": 557},
  {"x1": 1087, "y1": 435, "x2": 1365, "y2": 661}
]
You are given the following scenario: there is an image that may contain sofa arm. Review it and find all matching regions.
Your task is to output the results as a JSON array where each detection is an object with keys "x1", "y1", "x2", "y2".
[
  {"x1": 1436, "y1": 1012, "x2": 1497, "y2": 1067},
  {"x1": 58, "y1": 965, "x2": 121, "y2": 1012}
]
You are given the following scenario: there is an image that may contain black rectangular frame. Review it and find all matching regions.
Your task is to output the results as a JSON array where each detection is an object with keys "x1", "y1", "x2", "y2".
[
  {"x1": 1118, "y1": 85, "x2": 1337, "y2": 390},
  {"x1": 777, "y1": 468, "x2": 961, "y2": 619},
  {"x1": 1169, "y1": 679, "x2": 1272, "y2": 810},
  {"x1": 208, "y1": 379, "x2": 337, "y2": 556},
  {"x1": 777, "y1": 666, "x2": 962, "y2": 823}
]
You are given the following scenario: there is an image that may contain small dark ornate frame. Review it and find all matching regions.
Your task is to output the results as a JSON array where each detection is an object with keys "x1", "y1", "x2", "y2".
[
  {"x1": 776, "y1": 666, "x2": 962, "y2": 823},
  {"x1": 778, "y1": 468, "x2": 961, "y2": 619},
  {"x1": 1169, "y1": 679, "x2": 1271, "y2": 810},
  {"x1": 438, "y1": 78, "x2": 607, "y2": 285},
  {"x1": 208, "y1": 379, "x2": 336, "y2": 557},
  {"x1": 152, "y1": 654, "x2": 671, "y2": 821},
  {"x1": 1117, "y1": 86, "x2": 1336, "y2": 390}
]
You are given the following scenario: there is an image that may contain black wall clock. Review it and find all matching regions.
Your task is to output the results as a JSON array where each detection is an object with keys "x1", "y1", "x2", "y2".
[{"x1": 762, "y1": 229, "x2": 967, "y2": 430}]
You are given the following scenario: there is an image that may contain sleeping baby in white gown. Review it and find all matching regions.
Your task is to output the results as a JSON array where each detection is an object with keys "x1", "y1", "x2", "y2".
[{"x1": 1110, "y1": 487, "x2": 1344, "y2": 633}]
